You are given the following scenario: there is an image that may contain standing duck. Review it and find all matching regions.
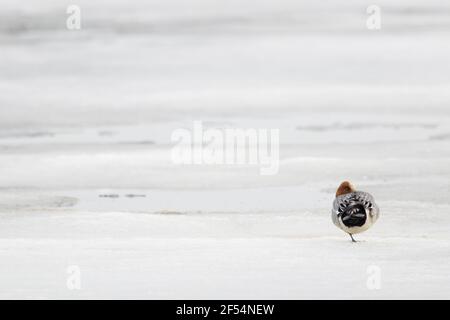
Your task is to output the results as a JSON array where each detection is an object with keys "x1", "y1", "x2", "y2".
[{"x1": 332, "y1": 181, "x2": 379, "y2": 242}]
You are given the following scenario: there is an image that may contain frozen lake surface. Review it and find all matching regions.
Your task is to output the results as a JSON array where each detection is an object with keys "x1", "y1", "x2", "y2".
[{"x1": 0, "y1": 0, "x2": 449, "y2": 299}]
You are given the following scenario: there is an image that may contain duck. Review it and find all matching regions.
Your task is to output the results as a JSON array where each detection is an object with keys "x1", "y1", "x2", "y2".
[{"x1": 331, "y1": 181, "x2": 379, "y2": 242}]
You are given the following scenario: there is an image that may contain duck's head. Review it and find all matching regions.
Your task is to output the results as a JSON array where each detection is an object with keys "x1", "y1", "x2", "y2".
[{"x1": 336, "y1": 181, "x2": 356, "y2": 197}]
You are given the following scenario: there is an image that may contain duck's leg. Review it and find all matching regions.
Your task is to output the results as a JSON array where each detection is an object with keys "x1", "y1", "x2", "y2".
[{"x1": 349, "y1": 233, "x2": 356, "y2": 242}]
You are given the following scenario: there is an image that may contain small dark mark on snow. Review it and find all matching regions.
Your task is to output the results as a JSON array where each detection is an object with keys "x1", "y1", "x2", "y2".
[
  {"x1": 117, "y1": 140, "x2": 155, "y2": 145},
  {"x1": 296, "y1": 123, "x2": 437, "y2": 131},
  {"x1": 0, "y1": 131, "x2": 55, "y2": 139},
  {"x1": 54, "y1": 197, "x2": 79, "y2": 208},
  {"x1": 97, "y1": 130, "x2": 117, "y2": 136}
]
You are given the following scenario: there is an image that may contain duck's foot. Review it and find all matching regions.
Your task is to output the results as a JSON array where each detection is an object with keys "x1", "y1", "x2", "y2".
[{"x1": 349, "y1": 234, "x2": 356, "y2": 242}]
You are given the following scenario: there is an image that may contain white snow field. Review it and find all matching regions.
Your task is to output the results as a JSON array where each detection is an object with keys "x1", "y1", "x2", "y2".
[{"x1": 0, "y1": 0, "x2": 450, "y2": 299}]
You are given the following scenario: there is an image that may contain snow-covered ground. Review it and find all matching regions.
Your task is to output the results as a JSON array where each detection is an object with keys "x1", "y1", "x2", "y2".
[{"x1": 0, "y1": 0, "x2": 449, "y2": 299}]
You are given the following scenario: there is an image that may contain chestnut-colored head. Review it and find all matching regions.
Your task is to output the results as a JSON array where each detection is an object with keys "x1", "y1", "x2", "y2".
[{"x1": 336, "y1": 181, "x2": 356, "y2": 197}]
